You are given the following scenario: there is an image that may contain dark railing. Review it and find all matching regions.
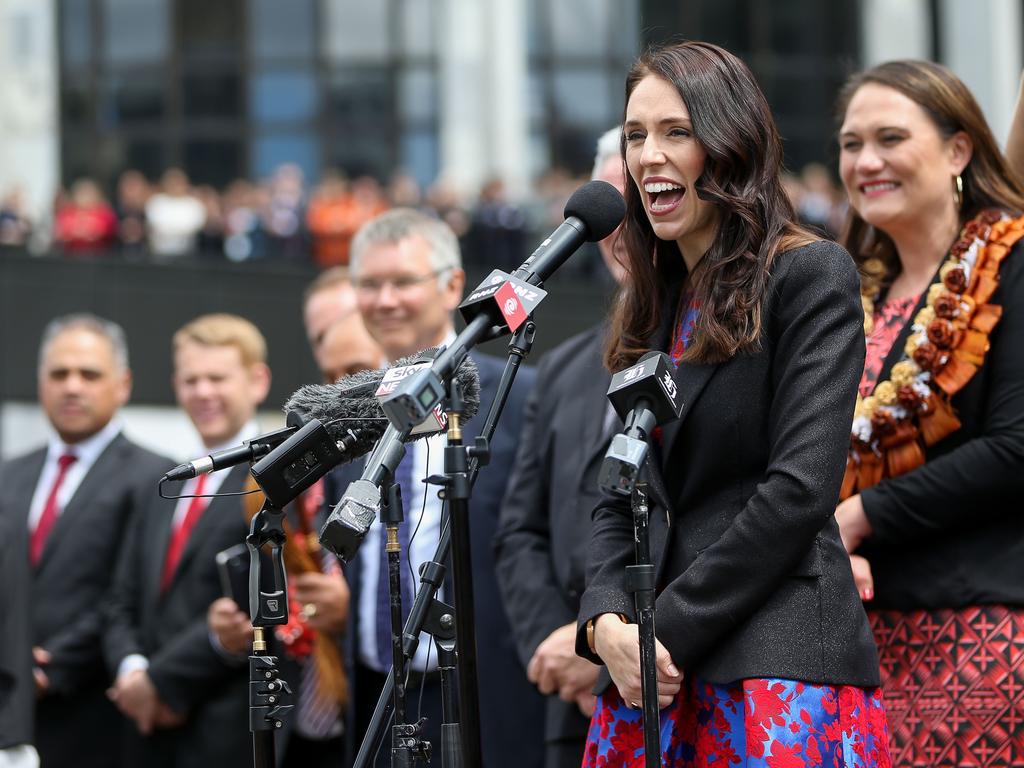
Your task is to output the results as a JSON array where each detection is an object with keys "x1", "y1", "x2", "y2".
[{"x1": 0, "y1": 249, "x2": 614, "y2": 407}]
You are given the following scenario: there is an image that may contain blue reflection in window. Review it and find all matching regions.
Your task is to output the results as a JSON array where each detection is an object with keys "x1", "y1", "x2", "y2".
[
  {"x1": 251, "y1": 71, "x2": 317, "y2": 123},
  {"x1": 61, "y1": 0, "x2": 93, "y2": 70},
  {"x1": 401, "y1": 131, "x2": 438, "y2": 189},
  {"x1": 554, "y1": 69, "x2": 614, "y2": 125},
  {"x1": 251, "y1": 0, "x2": 314, "y2": 60},
  {"x1": 252, "y1": 133, "x2": 319, "y2": 181},
  {"x1": 104, "y1": 0, "x2": 167, "y2": 65}
]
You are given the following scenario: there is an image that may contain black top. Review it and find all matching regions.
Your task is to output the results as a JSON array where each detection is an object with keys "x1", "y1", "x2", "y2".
[
  {"x1": 576, "y1": 239, "x2": 881, "y2": 687},
  {"x1": 861, "y1": 240, "x2": 1024, "y2": 610}
]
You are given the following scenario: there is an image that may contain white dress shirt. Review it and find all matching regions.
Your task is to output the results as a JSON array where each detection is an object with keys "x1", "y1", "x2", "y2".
[
  {"x1": 357, "y1": 331, "x2": 457, "y2": 673},
  {"x1": 117, "y1": 421, "x2": 261, "y2": 678},
  {"x1": 27, "y1": 418, "x2": 123, "y2": 531}
]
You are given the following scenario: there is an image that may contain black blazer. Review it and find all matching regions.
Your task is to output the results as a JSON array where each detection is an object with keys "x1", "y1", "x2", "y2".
[
  {"x1": 576, "y1": 240, "x2": 881, "y2": 687},
  {"x1": 328, "y1": 351, "x2": 546, "y2": 768},
  {"x1": 494, "y1": 325, "x2": 615, "y2": 749},
  {"x1": 103, "y1": 464, "x2": 253, "y2": 768},
  {"x1": 0, "y1": 513, "x2": 33, "y2": 751},
  {"x1": 860, "y1": 240, "x2": 1024, "y2": 609},
  {"x1": 0, "y1": 434, "x2": 172, "y2": 768}
]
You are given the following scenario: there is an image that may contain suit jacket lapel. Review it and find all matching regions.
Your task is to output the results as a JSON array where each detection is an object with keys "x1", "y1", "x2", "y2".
[
  {"x1": 575, "y1": 337, "x2": 616, "y2": 475},
  {"x1": 12, "y1": 451, "x2": 45, "y2": 525},
  {"x1": 169, "y1": 466, "x2": 247, "y2": 587},
  {"x1": 657, "y1": 359, "x2": 719, "y2": 460},
  {"x1": 645, "y1": 292, "x2": 721, "y2": 474},
  {"x1": 148, "y1": 489, "x2": 177, "y2": 599},
  {"x1": 37, "y1": 435, "x2": 126, "y2": 569}
]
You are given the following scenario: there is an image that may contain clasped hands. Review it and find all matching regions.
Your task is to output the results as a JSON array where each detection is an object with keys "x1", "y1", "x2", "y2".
[
  {"x1": 527, "y1": 623, "x2": 602, "y2": 716},
  {"x1": 107, "y1": 668, "x2": 185, "y2": 734}
]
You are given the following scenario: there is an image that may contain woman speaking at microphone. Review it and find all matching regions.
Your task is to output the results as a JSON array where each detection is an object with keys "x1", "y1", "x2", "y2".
[{"x1": 575, "y1": 41, "x2": 890, "y2": 766}]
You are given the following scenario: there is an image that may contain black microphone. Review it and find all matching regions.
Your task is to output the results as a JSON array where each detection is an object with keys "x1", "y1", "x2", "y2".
[
  {"x1": 251, "y1": 351, "x2": 481, "y2": 510},
  {"x1": 319, "y1": 362, "x2": 483, "y2": 563},
  {"x1": 512, "y1": 179, "x2": 625, "y2": 287},
  {"x1": 162, "y1": 425, "x2": 298, "y2": 482},
  {"x1": 457, "y1": 180, "x2": 626, "y2": 331},
  {"x1": 598, "y1": 352, "x2": 684, "y2": 497},
  {"x1": 284, "y1": 349, "x2": 481, "y2": 442},
  {"x1": 380, "y1": 180, "x2": 625, "y2": 434}
]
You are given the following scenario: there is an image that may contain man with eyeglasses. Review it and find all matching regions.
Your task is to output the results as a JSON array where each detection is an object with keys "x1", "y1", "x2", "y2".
[{"x1": 330, "y1": 208, "x2": 545, "y2": 767}]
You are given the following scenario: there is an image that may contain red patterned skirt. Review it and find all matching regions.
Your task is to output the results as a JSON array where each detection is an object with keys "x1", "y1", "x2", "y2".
[{"x1": 870, "y1": 605, "x2": 1024, "y2": 767}]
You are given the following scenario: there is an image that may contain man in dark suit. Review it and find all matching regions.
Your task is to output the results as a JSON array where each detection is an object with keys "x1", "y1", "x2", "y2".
[
  {"x1": 493, "y1": 128, "x2": 628, "y2": 768},
  {"x1": 104, "y1": 314, "x2": 272, "y2": 768},
  {"x1": 0, "y1": 313, "x2": 173, "y2": 768},
  {"x1": 329, "y1": 208, "x2": 544, "y2": 767},
  {"x1": 207, "y1": 282, "x2": 382, "y2": 768}
]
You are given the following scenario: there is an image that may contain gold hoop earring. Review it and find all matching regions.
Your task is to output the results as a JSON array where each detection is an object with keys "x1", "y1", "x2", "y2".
[{"x1": 953, "y1": 174, "x2": 963, "y2": 210}]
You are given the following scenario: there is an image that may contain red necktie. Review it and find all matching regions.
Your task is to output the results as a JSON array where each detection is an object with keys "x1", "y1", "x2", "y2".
[
  {"x1": 30, "y1": 452, "x2": 78, "y2": 567},
  {"x1": 160, "y1": 473, "x2": 208, "y2": 593}
]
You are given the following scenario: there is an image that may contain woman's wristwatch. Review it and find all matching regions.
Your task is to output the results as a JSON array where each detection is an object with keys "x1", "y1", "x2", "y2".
[{"x1": 586, "y1": 613, "x2": 629, "y2": 654}]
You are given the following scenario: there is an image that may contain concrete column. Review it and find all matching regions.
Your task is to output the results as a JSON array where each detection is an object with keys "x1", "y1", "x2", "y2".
[
  {"x1": 859, "y1": 0, "x2": 931, "y2": 66},
  {"x1": 484, "y1": 0, "x2": 529, "y2": 198},
  {"x1": 939, "y1": 0, "x2": 1022, "y2": 145},
  {"x1": 0, "y1": 0, "x2": 59, "y2": 229},
  {"x1": 436, "y1": 0, "x2": 530, "y2": 200},
  {"x1": 437, "y1": 0, "x2": 488, "y2": 198}
]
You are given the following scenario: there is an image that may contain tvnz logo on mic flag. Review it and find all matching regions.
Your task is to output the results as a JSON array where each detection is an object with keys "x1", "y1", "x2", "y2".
[{"x1": 458, "y1": 269, "x2": 547, "y2": 332}]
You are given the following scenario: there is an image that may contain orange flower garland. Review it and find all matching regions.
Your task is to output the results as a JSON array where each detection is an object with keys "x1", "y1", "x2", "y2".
[{"x1": 840, "y1": 209, "x2": 1024, "y2": 500}]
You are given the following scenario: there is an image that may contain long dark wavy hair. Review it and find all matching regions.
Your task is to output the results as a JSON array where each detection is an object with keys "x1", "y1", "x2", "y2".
[
  {"x1": 836, "y1": 60, "x2": 1024, "y2": 296},
  {"x1": 605, "y1": 41, "x2": 814, "y2": 370}
]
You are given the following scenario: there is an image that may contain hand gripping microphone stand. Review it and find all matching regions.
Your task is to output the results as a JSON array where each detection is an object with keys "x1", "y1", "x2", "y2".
[
  {"x1": 338, "y1": 320, "x2": 536, "y2": 768},
  {"x1": 598, "y1": 352, "x2": 683, "y2": 768}
]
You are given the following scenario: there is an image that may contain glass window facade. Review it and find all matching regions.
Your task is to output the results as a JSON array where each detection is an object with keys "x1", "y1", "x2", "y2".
[
  {"x1": 640, "y1": 0, "x2": 860, "y2": 173},
  {"x1": 56, "y1": 0, "x2": 857, "y2": 193}
]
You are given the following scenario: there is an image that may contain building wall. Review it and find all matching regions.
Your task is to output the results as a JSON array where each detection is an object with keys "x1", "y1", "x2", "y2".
[{"x1": 0, "y1": 0, "x2": 59, "y2": 227}]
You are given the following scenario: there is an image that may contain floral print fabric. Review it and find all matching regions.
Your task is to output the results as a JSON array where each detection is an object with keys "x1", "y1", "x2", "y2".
[
  {"x1": 860, "y1": 294, "x2": 920, "y2": 398},
  {"x1": 583, "y1": 678, "x2": 891, "y2": 767}
]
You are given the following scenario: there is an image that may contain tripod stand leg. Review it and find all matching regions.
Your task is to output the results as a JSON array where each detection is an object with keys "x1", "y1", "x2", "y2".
[{"x1": 437, "y1": 640, "x2": 462, "y2": 768}]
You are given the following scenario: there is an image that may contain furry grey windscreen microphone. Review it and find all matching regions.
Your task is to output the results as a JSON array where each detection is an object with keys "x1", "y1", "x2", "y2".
[{"x1": 284, "y1": 348, "x2": 482, "y2": 446}]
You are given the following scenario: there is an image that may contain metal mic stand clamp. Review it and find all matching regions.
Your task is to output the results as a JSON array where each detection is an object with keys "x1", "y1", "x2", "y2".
[
  {"x1": 381, "y1": 478, "x2": 430, "y2": 767},
  {"x1": 625, "y1": 475, "x2": 660, "y2": 768},
  {"x1": 246, "y1": 501, "x2": 294, "y2": 768},
  {"x1": 424, "y1": 377, "x2": 487, "y2": 768}
]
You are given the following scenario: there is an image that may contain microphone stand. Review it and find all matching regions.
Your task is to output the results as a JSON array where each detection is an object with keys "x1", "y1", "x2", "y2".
[
  {"x1": 382, "y1": 475, "x2": 430, "y2": 766},
  {"x1": 625, "y1": 476, "x2": 659, "y2": 768},
  {"x1": 353, "y1": 320, "x2": 536, "y2": 768},
  {"x1": 246, "y1": 500, "x2": 295, "y2": 768}
]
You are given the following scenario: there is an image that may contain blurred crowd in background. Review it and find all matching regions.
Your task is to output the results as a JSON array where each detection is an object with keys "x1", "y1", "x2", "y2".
[{"x1": 0, "y1": 160, "x2": 847, "y2": 278}]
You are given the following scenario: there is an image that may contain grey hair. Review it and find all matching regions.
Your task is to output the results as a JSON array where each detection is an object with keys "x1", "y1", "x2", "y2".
[
  {"x1": 350, "y1": 208, "x2": 462, "y2": 283},
  {"x1": 39, "y1": 313, "x2": 130, "y2": 371},
  {"x1": 591, "y1": 126, "x2": 623, "y2": 180}
]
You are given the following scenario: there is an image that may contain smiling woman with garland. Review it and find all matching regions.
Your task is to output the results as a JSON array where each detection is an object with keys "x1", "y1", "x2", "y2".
[{"x1": 835, "y1": 60, "x2": 1024, "y2": 768}]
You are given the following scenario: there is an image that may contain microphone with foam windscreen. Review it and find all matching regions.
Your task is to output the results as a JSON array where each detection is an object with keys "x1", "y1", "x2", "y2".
[
  {"x1": 318, "y1": 356, "x2": 483, "y2": 562},
  {"x1": 249, "y1": 350, "x2": 481, "y2": 509}
]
